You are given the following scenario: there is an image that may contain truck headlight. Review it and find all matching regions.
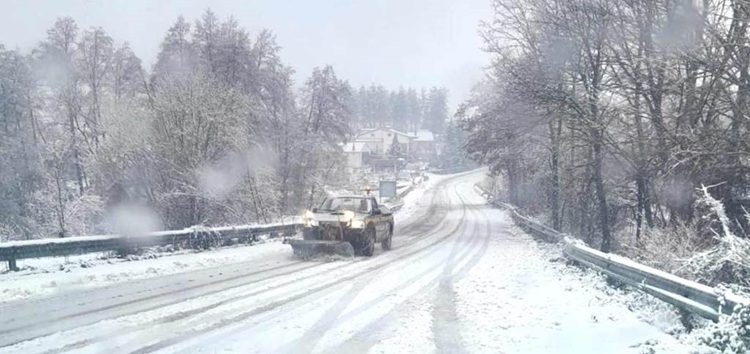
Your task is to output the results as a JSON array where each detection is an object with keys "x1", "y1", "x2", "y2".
[
  {"x1": 350, "y1": 218, "x2": 365, "y2": 229},
  {"x1": 303, "y1": 210, "x2": 317, "y2": 227}
]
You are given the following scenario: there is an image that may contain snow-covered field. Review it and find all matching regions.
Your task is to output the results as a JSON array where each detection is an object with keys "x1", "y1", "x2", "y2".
[{"x1": 0, "y1": 169, "x2": 712, "y2": 353}]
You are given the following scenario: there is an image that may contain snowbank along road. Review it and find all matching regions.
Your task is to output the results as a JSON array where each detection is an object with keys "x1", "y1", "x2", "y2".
[{"x1": 0, "y1": 170, "x2": 690, "y2": 353}]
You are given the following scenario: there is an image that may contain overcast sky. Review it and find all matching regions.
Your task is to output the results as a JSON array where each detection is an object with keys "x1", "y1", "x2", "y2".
[{"x1": 0, "y1": 0, "x2": 490, "y2": 111}]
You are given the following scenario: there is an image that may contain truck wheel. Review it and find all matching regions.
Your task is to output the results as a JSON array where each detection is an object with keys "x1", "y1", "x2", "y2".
[
  {"x1": 361, "y1": 227, "x2": 376, "y2": 257},
  {"x1": 381, "y1": 224, "x2": 393, "y2": 251}
]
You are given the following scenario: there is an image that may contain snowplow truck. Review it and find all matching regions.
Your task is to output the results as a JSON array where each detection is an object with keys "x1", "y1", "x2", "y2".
[{"x1": 288, "y1": 195, "x2": 394, "y2": 258}]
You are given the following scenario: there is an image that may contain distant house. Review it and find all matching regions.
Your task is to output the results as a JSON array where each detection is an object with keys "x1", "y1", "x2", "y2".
[
  {"x1": 355, "y1": 128, "x2": 414, "y2": 156},
  {"x1": 341, "y1": 141, "x2": 371, "y2": 171},
  {"x1": 409, "y1": 129, "x2": 437, "y2": 160},
  {"x1": 343, "y1": 128, "x2": 437, "y2": 170},
  {"x1": 353, "y1": 137, "x2": 381, "y2": 156}
]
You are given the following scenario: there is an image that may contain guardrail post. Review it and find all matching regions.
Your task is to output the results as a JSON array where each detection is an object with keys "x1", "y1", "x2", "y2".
[{"x1": 8, "y1": 259, "x2": 18, "y2": 272}]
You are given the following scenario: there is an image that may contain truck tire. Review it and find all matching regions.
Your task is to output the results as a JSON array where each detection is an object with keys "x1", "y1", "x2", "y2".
[
  {"x1": 381, "y1": 224, "x2": 393, "y2": 251},
  {"x1": 361, "y1": 227, "x2": 376, "y2": 257}
]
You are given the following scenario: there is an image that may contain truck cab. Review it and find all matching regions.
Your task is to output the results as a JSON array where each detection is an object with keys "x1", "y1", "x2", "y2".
[{"x1": 302, "y1": 195, "x2": 394, "y2": 256}]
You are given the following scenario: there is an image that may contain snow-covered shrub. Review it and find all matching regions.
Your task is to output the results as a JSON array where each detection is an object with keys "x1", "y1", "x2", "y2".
[
  {"x1": 63, "y1": 193, "x2": 106, "y2": 237},
  {"x1": 627, "y1": 222, "x2": 710, "y2": 274},
  {"x1": 679, "y1": 186, "x2": 750, "y2": 288},
  {"x1": 182, "y1": 225, "x2": 222, "y2": 250},
  {"x1": 0, "y1": 223, "x2": 12, "y2": 242},
  {"x1": 693, "y1": 304, "x2": 750, "y2": 354}
]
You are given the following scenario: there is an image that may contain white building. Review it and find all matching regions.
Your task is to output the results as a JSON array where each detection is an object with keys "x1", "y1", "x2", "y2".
[
  {"x1": 341, "y1": 141, "x2": 370, "y2": 171},
  {"x1": 342, "y1": 128, "x2": 437, "y2": 170},
  {"x1": 409, "y1": 129, "x2": 437, "y2": 160},
  {"x1": 355, "y1": 128, "x2": 413, "y2": 156}
]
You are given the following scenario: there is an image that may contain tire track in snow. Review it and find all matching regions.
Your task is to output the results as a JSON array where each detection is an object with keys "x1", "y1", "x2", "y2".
[
  {"x1": 279, "y1": 267, "x2": 385, "y2": 353},
  {"x1": 59, "y1": 182, "x2": 463, "y2": 353},
  {"x1": 42, "y1": 203, "x2": 458, "y2": 354},
  {"x1": 0, "y1": 260, "x2": 320, "y2": 348},
  {"x1": 36, "y1": 261, "x2": 355, "y2": 354},
  {"x1": 273, "y1": 187, "x2": 473, "y2": 353},
  {"x1": 324, "y1": 190, "x2": 492, "y2": 353},
  {"x1": 127, "y1": 185, "x2": 472, "y2": 353},
  {"x1": 430, "y1": 180, "x2": 494, "y2": 354},
  {"x1": 23, "y1": 201, "x2": 456, "y2": 353},
  {"x1": 165, "y1": 190, "x2": 471, "y2": 354},
  {"x1": 431, "y1": 231, "x2": 470, "y2": 352}
]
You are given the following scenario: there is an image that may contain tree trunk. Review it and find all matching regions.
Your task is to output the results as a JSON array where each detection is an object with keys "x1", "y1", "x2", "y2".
[
  {"x1": 507, "y1": 157, "x2": 520, "y2": 206},
  {"x1": 633, "y1": 79, "x2": 653, "y2": 243},
  {"x1": 67, "y1": 102, "x2": 85, "y2": 196},
  {"x1": 549, "y1": 117, "x2": 562, "y2": 231},
  {"x1": 54, "y1": 165, "x2": 67, "y2": 238},
  {"x1": 592, "y1": 135, "x2": 612, "y2": 252}
]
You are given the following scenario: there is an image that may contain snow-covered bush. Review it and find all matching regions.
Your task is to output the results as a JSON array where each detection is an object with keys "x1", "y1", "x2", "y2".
[
  {"x1": 62, "y1": 194, "x2": 106, "y2": 237},
  {"x1": 183, "y1": 225, "x2": 223, "y2": 250},
  {"x1": 679, "y1": 186, "x2": 750, "y2": 288},
  {"x1": 625, "y1": 222, "x2": 709, "y2": 274},
  {"x1": 693, "y1": 304, "x2": 750, "y2": 354}
]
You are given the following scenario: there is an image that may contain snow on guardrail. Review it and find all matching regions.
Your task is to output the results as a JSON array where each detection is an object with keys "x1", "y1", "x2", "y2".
[
  {"x1": 0, "y1": 222, "x2": 302, "y2": 271},
  {"x1": 474, "y1": 183, "x2": 750, "y2": 321}
]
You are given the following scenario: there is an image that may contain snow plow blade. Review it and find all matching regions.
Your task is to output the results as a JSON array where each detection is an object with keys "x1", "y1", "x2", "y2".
[{"x1": 287, "y1": 239, "x2": 355, "y2": 259}]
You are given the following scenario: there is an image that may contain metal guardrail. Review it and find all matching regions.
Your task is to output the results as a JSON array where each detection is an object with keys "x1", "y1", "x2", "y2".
[
  {"x1": 0, "y1": 223, "x2": 301, "y2": 271},
  {"x1": 382, "y1": 178, "x2": 419, "y2": 212},
  {"x1": 474, "y1": 184, "x2": 749, "y2": 321},
  {"x1": 562, "y1": 239, "x2": 745, "y2": 320},
  {"x1": 384, "y1": 200, "x2": 405, "y2": 212},
  {"x1": 397, "y1": 184, "x2": 414, "y2": 198},
  {"x1": 430, "y1": 167, "x2": 473, "y2": 175}
]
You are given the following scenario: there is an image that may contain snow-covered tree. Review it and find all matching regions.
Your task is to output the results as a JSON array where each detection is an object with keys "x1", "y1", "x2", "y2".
[
  {"x1": 423, "y1": 87, "x2": 448, "y2": 135},
  {"x1": 78, "y1": 27, "x2": 114, "y2": 147},
  {"x1": 111, "y1": 43, "x2": 144, "y2": 101},
  {"x1": 294, "y1": 65, "x2": 352, "y2": 207},
  {"x1": 153, "y1": 16, "x2": 196, "y2": 82},
  {"x1": 462, "y1": 0, "x2": 750, "y2": 288},
  {"x1": 0, "y1": 46, "x2": 47, "y2": 240}
]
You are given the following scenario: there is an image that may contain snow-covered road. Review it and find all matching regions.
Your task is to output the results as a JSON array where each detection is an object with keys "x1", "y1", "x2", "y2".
[{"x1": 0, "y1": 170, "x2": 690, "y2": 353}]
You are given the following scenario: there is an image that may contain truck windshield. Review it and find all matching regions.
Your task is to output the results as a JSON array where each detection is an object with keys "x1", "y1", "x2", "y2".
[{"x1": 319, "y1": 197, "x2": 369, "y2": 213}]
